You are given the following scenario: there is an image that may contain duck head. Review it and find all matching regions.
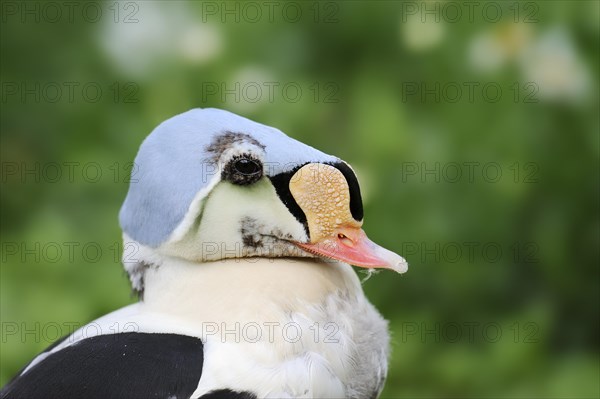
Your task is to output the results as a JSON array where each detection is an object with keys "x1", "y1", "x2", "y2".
[{"x1": 119, "y1": 109, "x2": 407, "y2": 293}]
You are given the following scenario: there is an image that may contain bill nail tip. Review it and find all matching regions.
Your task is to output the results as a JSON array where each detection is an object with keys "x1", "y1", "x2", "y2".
[{"x1": 395, "y1": 260, "x2": 409, "y2": 274}]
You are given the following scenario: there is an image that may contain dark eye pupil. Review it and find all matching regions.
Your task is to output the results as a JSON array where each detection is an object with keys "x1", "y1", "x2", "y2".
[
  {"x1": 234, "y1": 158, "x2": 260, "y2": 175},
  {"x1": 223, "y1": 155, "x2": 263, "y2": 185}
]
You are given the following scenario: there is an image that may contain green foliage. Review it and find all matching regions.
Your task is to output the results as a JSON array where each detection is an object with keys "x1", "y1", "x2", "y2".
[{"x1": 1, "y1": 1, "x2": 598, "y2": 397}]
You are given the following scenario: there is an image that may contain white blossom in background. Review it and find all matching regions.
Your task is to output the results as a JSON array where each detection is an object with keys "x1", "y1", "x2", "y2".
[
  {"x1": 97, "y1": 2, "x2": 222, "y2": 79},
  {"x1": 468, "y1": 23, "x2": 533, "y2": 73},
  {"x1": 400, "y1": 12, "x2": 445, "y2": 52},
  {"x1": 179, "y1": 24, "x2": 222, "y2": 64},
  {"x1": 469, "y1": 23, "x2": 592, "y2": 104},
  {"x1": 519, "y1": 27, "x2": 592, "y2": 103}
]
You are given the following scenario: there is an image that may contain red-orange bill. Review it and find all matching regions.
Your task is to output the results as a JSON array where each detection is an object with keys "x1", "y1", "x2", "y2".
[{"x1": 295, "y1": 228, "x2": 408, "y2": 273}]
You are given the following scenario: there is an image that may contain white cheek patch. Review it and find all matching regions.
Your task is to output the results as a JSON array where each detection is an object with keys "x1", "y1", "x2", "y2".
[{"x1": 159, "y1": 179, "x2": 308, "y2": 262}]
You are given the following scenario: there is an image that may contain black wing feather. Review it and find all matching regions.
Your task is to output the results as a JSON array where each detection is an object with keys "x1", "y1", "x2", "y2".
[
  {"x1": 200, "y1": 389, "x2": 257, "y2": 399},
  {"x1": 1, "y1": 332, "x2": 204, "y2": 399}
]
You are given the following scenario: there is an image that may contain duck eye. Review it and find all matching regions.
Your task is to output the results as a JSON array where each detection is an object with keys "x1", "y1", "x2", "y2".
[
  {"x1": 234, "y1": 158, "x2": 261, "y2": 175},
  {"x1": 224, "y1": 155, "x2": 263, "y2": 185}
]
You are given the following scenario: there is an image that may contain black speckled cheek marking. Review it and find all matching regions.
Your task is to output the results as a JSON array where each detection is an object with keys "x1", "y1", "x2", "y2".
[
  {"x1": 240, "y1": 217, "x2": 264, "y2": 249},
  {"x1": 328, "y1": 161, "x2": 364, "y2": 221},
  {"x1": 205, "y1": 131, "x2": 266, "y2": 163}
]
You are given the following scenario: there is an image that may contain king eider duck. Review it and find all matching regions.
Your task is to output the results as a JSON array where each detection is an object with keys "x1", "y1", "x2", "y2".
[{"x1": 1, "y1": 108, "x2": 408, "y2": 399}]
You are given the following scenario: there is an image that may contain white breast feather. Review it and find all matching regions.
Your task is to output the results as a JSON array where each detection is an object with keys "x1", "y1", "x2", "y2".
[{"x1": 26, "y1": 255, "x2": 389, "y2": 398}]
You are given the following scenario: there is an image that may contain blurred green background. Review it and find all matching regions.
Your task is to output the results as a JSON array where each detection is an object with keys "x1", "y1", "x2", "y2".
[{"x1": 1, "y1": 1, "x2": 598, "y2": 397}]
